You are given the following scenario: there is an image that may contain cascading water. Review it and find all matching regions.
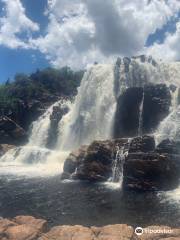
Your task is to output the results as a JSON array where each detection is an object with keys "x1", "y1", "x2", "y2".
[
  {"x1": 138, "y1": 89, "x2": 144, "y2": 136},
  {"x1": 111, "y1": 145, "x2": 126, "y2": 184},
  {"x1": 57, "y1": 64, "x2": 117, "y2": 151},
  {"x1": 155, "y1": 86, "x2": 180, "y2": 144},
  {"x1": 1, "y1": 56, "x2": 180, "y2": 179},
  {"x1": 0, "y1": 100, "x2": 70, "y2": 177}
]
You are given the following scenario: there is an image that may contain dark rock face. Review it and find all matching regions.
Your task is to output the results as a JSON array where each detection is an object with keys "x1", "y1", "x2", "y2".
[
  {"x1": 114, "y1": 87, "x2": 143, "y2": 138},
  {"x1": 4, "y1": 100, "x2": 46, "y2": 131},
  {"x1": 46, "y1": 103, "x2": 69, "y2": 149},
  {"x1": 63, "y1": 139, "x2": 128, "y2": 182},
  {"x1": 142, "y1": 84, "x2": 171, "y2": 134},
  {"x1": 123, "y1": 137, "x2": 180, "y2": 191},
  {"x1": 156, "y1": 139, "x2": 180, "y2": 155},
  {"x1": 114, "y1": 84, "x2": 171, "y2": 138},
  {"x1": 0, "y1": 117, "x2": 27, "y2": 145},
  {"x1": 129, "y1": 135, "x2": 155, "y2": 153},
  {"x1": 123, "y1": 152, "x2": 180, "y2": 191},
  {"x1": 63, "y1": 136, "x2": 180, "y2": 191}
]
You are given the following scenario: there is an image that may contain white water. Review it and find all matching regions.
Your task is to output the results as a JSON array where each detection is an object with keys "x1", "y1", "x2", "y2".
[
  {"x1": 155, "y1": 88, "x2": 180, "y2": 144},
  {"x1": 57, "y1": 64, "x2": 117, "y2": 151},
  {"x1": 1, "y1": 56, "x2": 180, "y2": 179},
  {"x1": 115, "y1": 57, "x2": 180, "y2": 89},
  {"x1": 0, "y1": 100, "x2": 70, "y2": 177},
  {"x1": 138, "y1": 89, "x2": 144, "y2": 136},
  {"x1": 111, "y1": 145, "x2": 126, "y2": 185}
]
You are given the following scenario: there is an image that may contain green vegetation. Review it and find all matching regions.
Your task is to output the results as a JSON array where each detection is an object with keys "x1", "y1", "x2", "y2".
[{"x1": 0, "y1": 66, "x2": 84, "y2": 115}]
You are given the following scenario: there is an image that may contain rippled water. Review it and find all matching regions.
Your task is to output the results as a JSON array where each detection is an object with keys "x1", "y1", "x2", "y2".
[{"x1": 0, "y1": 175, "x2": 179, "y2": 228}]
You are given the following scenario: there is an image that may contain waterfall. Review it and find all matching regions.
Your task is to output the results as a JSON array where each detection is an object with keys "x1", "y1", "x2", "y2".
[
  {"x1": 138, "y1": 89, "x2": 144, "y2": 136},
  {"x1": 1, "y1": 56, "x2": 180, "y2": 177},
  {"x1": 155, "y1": 88, "x2": 180, "y2": 144},
  {"x1": 57, "y1": 64, "x2": 117, "y2": 151},
  {"x1": 29, "y1": 101, "x2": 61, "y2": 147},
  {"x1": 111, "y1": 145, "x2": 126, "y2": 184},
  {"x1": 0, "y1": 100, "x2": 70, "y2": 176}
]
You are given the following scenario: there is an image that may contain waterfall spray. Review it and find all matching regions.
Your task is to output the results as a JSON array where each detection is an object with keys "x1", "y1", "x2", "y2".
[
  {"x1": 111, "y1": 145, "x2": 126, "y2": 184},
  {"x1": 138, "y1": 89, "x2": 144, "y2": 136},
  {"x1": 57, "y1": 64, "x2": 117, "y2": 151}
]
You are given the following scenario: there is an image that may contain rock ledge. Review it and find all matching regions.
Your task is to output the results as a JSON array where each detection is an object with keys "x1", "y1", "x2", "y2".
[{"x1": 0, "y1": 216, "x2": 179, "y2": 240}]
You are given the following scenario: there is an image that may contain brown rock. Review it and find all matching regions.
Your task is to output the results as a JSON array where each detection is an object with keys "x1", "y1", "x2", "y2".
[
  {"x1": 0, "y1": 218, "x2": 17, "y2": 236},
  {"x1": 1, "y1": 216, "x2": 180, "y2": 240},
  {"x1": 39, "y1": 225, "x2": 94, "y2": 240},
  {"x1": 4, "y1": 224, "x2": 40, "y2": 240},
  {"x1": 13, "y1": 215, "x2": 47, "y2": 232},
  {"x1": 0, "y1": 216, "x2": 47, "y2": 240},
  {"x1": 92, "y1": 224, "x2": 134, "y2": 240},
  {"x1": 63, "y1": 139, "x2": 128, "y2": 182},
  {"x1": 136, "y1": 226, "x2": 180, "y2": 240}
]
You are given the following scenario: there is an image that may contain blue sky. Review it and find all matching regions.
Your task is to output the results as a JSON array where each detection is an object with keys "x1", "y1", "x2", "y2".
[{"x1": 0, "y1": 0, "x2": 180, "y2": 83}]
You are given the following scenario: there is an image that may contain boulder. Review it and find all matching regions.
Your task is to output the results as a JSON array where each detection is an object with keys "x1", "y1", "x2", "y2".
[
  {"x1": 63, "y1": 135, "x2": 180, "y2": 190},
  {"x1": 0, "y1": 216, "x2": 47, "y2": 240},
  {"x1": 123, "y1": 137, "x2": 180, "y2": 191},
  {"x1": 123, "y1": 152, "x2": 180, "y2": 191},
  {"x1": 1, "y1": 215, "x2": 180, "y2": 240},
  {"x1": 63, "y1": 139, "x2": 128, "y2": 182}
]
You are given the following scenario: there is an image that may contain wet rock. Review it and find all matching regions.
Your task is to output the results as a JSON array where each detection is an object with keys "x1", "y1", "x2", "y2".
[
  {"x1": 46, "y1": 102, "x2": 69, "y2": 149},
  {"x1": 63, "y1": 139, "x2": 128, "y2": 182},
  {"x1": 114, "y1": 84, "x2": 171, "y2": 138},
  {"x1": 169, "y1": 84, "x2": 177, "y2": 92},
  {"x1": 129, "y1": 136, "x2": 155, "y2": 153},
  {"x1": 156, "y1": 139, "x2": 180, "y2": 155},
  {"x1": 0, "y1": 117, "x2": 27, "y2": 145},
  {"x1": 123, "y1": 152, "x2": 180, "y2": 191},
  {"x1": 63, "y1": 145, "x2": 88, "y2": 175},
  {"x1": 142, "y1": 84, "x2": 171, "y2": 134},
  {"x1": 114, "y1": 87, "x2": 143, "y2": 138}
]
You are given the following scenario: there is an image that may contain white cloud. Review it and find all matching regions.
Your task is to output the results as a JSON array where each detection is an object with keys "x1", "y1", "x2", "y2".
[
  {"x1": 31, "y1": 0, "x2": 180, "y2": 68},
  {"x1": 147, "y1": 21, "x2": 180, "y2": 60},
  {"x1": 0, "y1": 0, "x2": 39, "y2": 48},
  {"x1": 0, "y1": 0, "x2": 180, "y2": 67}
]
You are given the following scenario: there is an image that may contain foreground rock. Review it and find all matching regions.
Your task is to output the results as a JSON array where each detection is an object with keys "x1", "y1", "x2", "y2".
[
  {"x1": 0, "y1": 216, "x2": 180, "y2": 240},
  {"x1": 0, "y1": 216, "x2": 47, "y2": 240},
  {"x1": 63, "y1": 136, "x2": 180, "y2": 191}
]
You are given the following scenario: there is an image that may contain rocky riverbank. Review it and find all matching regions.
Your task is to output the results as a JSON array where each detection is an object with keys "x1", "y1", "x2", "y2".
[
  {"x1": 62, "y1": 135, "x2": 180, "y2": 191},
  {"x1": 0, "y1": 215, "x2": 179, "y2": 240}
]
